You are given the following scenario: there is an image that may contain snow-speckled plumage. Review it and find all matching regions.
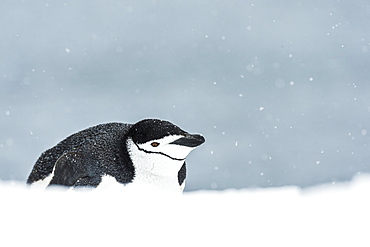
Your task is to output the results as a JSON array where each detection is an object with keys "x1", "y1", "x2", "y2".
[{"x1": 27, "y1": 119, "x2": 205, "y2": 192}]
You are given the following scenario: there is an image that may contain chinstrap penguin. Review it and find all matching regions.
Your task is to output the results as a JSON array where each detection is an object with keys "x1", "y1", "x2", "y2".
[{"x1": 27, "y1": 119, "x2": 205, "y2": 192}]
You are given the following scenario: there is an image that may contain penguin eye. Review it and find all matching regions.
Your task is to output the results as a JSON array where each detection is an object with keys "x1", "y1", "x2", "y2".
[{"x1": 151, "y1": 142, "x2": 160, "y2": 147}]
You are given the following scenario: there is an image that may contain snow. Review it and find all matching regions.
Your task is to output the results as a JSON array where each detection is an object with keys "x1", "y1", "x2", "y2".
[{"x1": 1, "y1": 175, "x2": 369, "y2": 247}]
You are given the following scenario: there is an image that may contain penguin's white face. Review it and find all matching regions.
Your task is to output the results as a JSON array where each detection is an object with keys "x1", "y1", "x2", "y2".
[
  {"x1": 126, "y1": 136, "x2": 191, "y2": 186},
  {"x1": 135, "y1": 135, "x2": 196, "y2": 161},
  {"x1": 126, "y1": 133, "x2": 203, "y2": 179}
]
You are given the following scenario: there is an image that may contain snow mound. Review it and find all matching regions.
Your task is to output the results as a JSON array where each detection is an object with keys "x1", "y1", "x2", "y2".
[{"x1": 1, "y1": 175, "x2": 369, "y2": 247}]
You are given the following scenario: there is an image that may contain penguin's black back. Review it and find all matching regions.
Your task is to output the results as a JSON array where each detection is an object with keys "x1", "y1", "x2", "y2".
[{"x1": 27, "y1": 123, "x2": 135, "y2": 186}]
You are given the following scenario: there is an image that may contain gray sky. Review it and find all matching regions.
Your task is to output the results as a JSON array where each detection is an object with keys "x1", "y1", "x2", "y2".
[{"x1": 1, "y1": 0, "x2": 370, "y2": 190}]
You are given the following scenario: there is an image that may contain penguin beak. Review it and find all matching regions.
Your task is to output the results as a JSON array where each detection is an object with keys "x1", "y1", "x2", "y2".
[{"x1": 170, "y1": 134, "x2": 205, "y2": 148}]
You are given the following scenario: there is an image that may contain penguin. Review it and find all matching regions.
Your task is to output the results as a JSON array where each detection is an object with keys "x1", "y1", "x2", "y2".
[{"x1": 26, "y1": 119, "x2": 205, "y2": 192}]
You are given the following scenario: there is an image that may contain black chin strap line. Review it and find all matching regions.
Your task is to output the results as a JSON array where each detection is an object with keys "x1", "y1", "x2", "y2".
[{"x1": 134, "y1": 143, "x2": 185, "y2": 161}]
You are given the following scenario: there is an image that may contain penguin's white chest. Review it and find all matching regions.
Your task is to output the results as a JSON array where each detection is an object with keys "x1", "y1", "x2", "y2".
[{"x1": 130, "y1": 154, "x2": 184, "y2": 193}]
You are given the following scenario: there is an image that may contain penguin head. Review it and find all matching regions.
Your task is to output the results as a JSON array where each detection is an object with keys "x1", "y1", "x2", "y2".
[
  {"x1": 126, "y1": 119, "x2": 205, "y2": 161},
  {"x1": 125, "y1": 119, "x2": 205, "y2": 180}
]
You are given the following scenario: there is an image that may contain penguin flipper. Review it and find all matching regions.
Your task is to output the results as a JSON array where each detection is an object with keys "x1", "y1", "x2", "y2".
[{"x1": 49, "y1": 151, "x2": 91, "y2": 187}]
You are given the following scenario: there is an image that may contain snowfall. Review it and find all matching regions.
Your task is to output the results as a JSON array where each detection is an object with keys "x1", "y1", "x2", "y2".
[
  {"x1": 1, "y1": 175, "x2": 369, "y2": 247},
  {"x1": 1, "y1": 1, "x2": 370, "y2": 246}
]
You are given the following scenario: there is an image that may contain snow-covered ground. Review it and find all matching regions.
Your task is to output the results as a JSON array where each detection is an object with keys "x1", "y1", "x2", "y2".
[{"x1": 1, "y1": 175, "x2": 369, "y2": 247}]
